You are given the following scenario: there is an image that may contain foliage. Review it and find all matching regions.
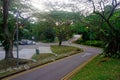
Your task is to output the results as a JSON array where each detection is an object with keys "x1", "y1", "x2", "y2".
[
  {"x1": 55, "y1": 21, "x2": 72, "y2": 46},
  {"x1": 49, "y1": 11, "x2": 76, "y2": 45},
  {"x1": 75, "y1": 39, "x2": 104, "y2": 47},
  {"x1": 66, "y1": 0, "x2": 120, "y2": 59},
  {"x1": 71, "y1": 13, "x2": 101, "y2": 41},
  {"x1": 93, "y1": 0, "x2": 120, "y2": 58},
  {"x1": 80, "y1": 12, "x2": 120, "y2": 58},
  {"x1": 84, "y1": 40, "x2": 104, "y2": 47},
  {"x1": 32, "y1": 21, "x2": 55, "y2": 42},
  {"x1": 42, "y1": 28, "x2": 55, "y2": 42},
  {"x1": 33, "y1": 11, "x2": 75, "y2": 44},
  {"x1": 78, "y1": 0, "x2": 120, "y2": 58},
  {"x1": 98, "y1": 9, "x2": 120, "y2": 58}
]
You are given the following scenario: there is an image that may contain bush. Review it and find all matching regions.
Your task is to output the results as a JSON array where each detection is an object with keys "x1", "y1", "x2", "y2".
[
  {"x1": 84, "y1": 40, "x2": 104, "y2": 47},
  {"x1": 40, "y1": 28, "x2": 55, "y2": 42},
  {"x1": 74, "y1": 38, "x2": 84, "y2": 44},
  {"x1": 75, "y1": 39, "x2": 104, "y2": 47},
  {"x1": 43, "y1": 28, "x2": 55, "y2": 42}
]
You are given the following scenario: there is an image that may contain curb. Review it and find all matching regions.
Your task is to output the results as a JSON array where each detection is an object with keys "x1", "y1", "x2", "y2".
[{"x1": 61, "y1": 54, "x2": 98, "y2": 80}]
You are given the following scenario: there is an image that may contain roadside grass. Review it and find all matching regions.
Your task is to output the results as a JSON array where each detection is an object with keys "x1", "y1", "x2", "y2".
[
  {"x1": 0, "y1": 58, "x2": 32, "y2": 77},
  {"x1": 0, "y1": 45, "x2": 82, "y2": 78},
  {"x1": 71, "y1": 56, "x2": 120, "y2": 80},
  {"x1": 0, "y1": 58, "x2": 31, "y2": 70},
  {"x1": 32, "y1": 53, "x2": 55, "y2": 61},
  {"x1": 74, "y1": 38, "x2": 104, "y2": 48},
  {"x1": 51, "y1": 45, "x2": 82, "y2": 55}
]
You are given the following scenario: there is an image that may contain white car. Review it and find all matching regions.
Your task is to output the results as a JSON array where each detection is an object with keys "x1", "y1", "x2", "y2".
[
  {"x1": 19, "y1": 39, "x2": 36, "y2": 45},
  {"x1": 0, "y1": 42, "x2": 2, "y2": 46}
]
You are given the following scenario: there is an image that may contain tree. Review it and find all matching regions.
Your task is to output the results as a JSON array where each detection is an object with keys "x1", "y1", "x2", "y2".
[
  {"x1": 0, "y1": 0, "x2": 33, "y2": 59},
  {"x1": 32, "y1": 10, "x2": 75, "y2": 44},
  {"x1": 88, "y1": 0, "x2": 120, "y2": 58},
  {"x1": 53, "y1": 0, "x2": 120, "y2": 57},
  {"x1": 0, "y1": 0, "x2": 14, "y2": 59},
  {"x1": 55, "y1": 20, "x2": 72, "y2": 46}
]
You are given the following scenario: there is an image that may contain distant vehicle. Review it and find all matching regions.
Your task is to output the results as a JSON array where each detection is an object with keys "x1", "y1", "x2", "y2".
[
  {"x1": 0, "y1": 42, "x2": 2, "y2": 47},
  {"x1": 19, "y1": 39, "x2": 36, "y2": 45}
]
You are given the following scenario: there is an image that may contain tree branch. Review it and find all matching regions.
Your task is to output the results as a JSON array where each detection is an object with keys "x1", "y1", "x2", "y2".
[
  {"x1": 90, "y1": 0, "x2": 117, "y2": 35},
  {"x1": 108, "y1": 1, "x2": 120, "y2": 20}
]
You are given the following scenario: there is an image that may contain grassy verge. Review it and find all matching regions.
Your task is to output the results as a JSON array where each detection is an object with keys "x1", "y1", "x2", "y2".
[
  {"x1": 0, "y1": 58, "x2": 31, "y2": 70},
  {"x1": 71, "y1": 56, "x2": 120, "y2": 80},
  {"x1": 51, "y1": 45, "x2": 81, "y2": 55},
  {"x1": 0, "y1": 45, "x2": 82, "y2": 78},
  {"x1": 32, "y1": 53, "x2": 55, "y2": 61},
  {"x1": 0, "y1": 58, "x2": 32, "y2": 77},
  {"x1": 74, "y1": 39, "x2": 104, "y2": 48}
]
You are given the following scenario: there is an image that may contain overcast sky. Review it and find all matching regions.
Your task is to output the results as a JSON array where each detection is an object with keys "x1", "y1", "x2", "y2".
[
  {"x1": 31, "y1": 0, "x2": 92, "y2": 15},
  {"x1": 31, "y1": 0, "x2": 120, "y2": 15}
]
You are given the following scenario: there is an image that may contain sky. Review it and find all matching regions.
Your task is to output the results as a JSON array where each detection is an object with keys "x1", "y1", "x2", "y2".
[
  {"x1": 31, "y1": 0, "x2": 46, "y2": 11},
  {"x1": 31, "y1": 0, "x2": 71, "y2": 12},
  {"x1": 31, "y1": 0, "x2": 93, "y2": 15},
  {"x1": 31, "y1": 0, "x2": 120, "y2": 15}
]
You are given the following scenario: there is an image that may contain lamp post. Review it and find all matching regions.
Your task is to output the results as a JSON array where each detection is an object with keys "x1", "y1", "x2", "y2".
[{"x1": 16, "y1": 9, "x2": 19, "y2": 68}]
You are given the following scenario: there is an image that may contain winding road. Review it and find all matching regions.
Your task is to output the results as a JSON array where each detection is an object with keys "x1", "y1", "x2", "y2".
[{"x1": 3, "y1": 42, "x2": 103, "y2": 80}]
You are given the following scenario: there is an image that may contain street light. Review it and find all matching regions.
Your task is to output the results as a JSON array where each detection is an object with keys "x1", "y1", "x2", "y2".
[{"x1": 16, "y1": 8, "x2": 19, "y2": 68}]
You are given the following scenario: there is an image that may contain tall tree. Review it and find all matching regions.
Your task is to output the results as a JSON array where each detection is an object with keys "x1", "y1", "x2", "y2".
[
  {"x1": 55, "y1": 20, "x2": 72, "y2": 46},
  {"x1": 88, "y1": 0, "x2": 120, "y2": 58},
  {"x1": 0, "y1": 0, "x2": 33, "y2": 59},
  {"x1": 32, "y1": 10, "x2": 74, "y2": 45},
  {"x1": 1, "y1": 0, "x2": 14, "y2": 59},
  {"x1": 49, "y1": 11, "x2": 74, "y2": 46}
]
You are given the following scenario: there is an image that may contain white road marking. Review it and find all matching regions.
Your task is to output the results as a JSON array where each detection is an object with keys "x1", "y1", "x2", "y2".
[{"x1": 81, "y1": 53, "x2": 91, "y2": 57}]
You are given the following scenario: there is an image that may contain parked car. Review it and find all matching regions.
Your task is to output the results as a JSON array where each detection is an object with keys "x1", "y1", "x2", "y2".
[
  {"x1": 19, "y1": 39, "x2": 36, "y2": 45},
  {"x1": 0, "y1": 42, "x2": 2, "y2": 47}
]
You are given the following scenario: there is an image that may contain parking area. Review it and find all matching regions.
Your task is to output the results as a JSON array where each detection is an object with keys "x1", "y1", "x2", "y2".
[{"x1": 0, "y1": 42, "x2": 53, "y2": 60}]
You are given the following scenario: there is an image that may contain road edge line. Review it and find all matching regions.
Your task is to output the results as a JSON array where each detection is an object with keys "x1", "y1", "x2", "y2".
[{"x1": 61, "y1": 54, "x2": 98, "y2": 80}]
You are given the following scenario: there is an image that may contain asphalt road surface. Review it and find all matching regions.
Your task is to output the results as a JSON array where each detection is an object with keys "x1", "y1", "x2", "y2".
[{"x1": 6, "y1": 43, "x2": 102, "y2": 80}]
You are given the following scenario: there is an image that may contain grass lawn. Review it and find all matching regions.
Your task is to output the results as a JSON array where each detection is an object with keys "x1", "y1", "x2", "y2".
[
  {"x1": 71, "y1": 56, "x2": 120, "y2": 80},
  {"x1": 51, "y1": 45, "x2": 81, "y2": 55}
]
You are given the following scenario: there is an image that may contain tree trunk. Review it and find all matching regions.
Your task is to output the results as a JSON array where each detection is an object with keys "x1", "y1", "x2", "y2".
[
  {"x1": 58, "y1": 36, "x2": 62, "y2": 46},
  {"x1": 2, "y1": 0, "x2": 14, "y2": 59},
  {"x1": 59, "y1": 40, "x2": 62, "y2": 46},
  {"x1": 5, "y1": 40, "x2": 14, "y2": 59}
]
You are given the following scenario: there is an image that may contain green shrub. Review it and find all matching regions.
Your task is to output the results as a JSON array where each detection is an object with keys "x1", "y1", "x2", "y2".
[
  {"x1": 84, "y1": 40, "x2": 104, "y2": 47},
  {"x1": 75, "y1": 39, "x2": 104, "y2": 47},
  {"x1": 74, "y1": 38, "x2": 84, "y2": 44}
]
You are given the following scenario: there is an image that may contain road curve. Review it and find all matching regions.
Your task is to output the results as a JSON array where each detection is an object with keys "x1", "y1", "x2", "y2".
[{"x1": 5, "y1": 43, "x2": 103, "y2": 80}]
